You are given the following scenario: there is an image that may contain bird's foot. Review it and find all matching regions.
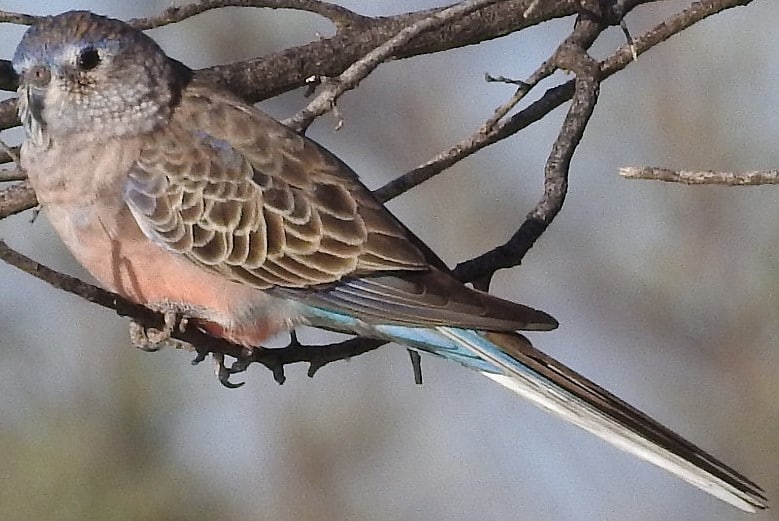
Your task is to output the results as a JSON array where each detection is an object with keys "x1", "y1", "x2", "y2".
[
  {"x1": 211, "y1": 346, "x2": 258, "y2": 389},
  {"x1": 129, "y1": 311, "x2": 189, "y2": 352},
  {"x1": 191, "y1": 330, "x2": 312, "y2": 388}
]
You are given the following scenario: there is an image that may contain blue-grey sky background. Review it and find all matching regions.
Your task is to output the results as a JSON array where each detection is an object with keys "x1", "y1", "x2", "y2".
[{"x1": 1, "y1": 1, "x2": 777, "y2": 520}]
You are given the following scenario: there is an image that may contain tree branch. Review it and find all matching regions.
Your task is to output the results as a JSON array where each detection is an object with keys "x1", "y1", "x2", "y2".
[
  {"x1": 454, "y1": 7, "x2": 603, "y2": 286},
  {"x1": 0, "y1": 1, "x2": 582, "y2": 100},
  {"x1": 378, "y1": 0, "x2": 756, "y2": 283},
  {"x1": 619, "y1": 167, "x2": 779, "y2": 185},
  {"x1": 283, "y1": 0, "x2": 505, "y2": 132},
  {"x1": 0, "y1": 169, "x2": 24, "y2": 182},
  {"x1": 130, "y1": 0, "x2": 368, "y2": 31},
  {"x1": 0, "y1": 179, "x2": 36, "y2": 219}
]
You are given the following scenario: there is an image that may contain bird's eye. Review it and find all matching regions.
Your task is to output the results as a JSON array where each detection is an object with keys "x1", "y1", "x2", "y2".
[{"x1": 76, "y1": 47, "x2": 100, "y2": 71}]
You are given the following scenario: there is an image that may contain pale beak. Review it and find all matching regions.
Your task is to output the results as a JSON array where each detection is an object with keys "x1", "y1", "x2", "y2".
[{"x1": 18, "y1": 65, "x2": 51, "y2": 128}]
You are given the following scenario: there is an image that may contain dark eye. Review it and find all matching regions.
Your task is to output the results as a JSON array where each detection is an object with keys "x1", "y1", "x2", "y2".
[{"x1": 77, "y1": 47, "x2": 100, "y2": 71}]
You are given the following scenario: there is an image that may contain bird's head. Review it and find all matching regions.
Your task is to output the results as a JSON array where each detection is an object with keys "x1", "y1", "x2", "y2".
[{"x1": 13, "y1": 11, "x2": 184, "y2": 145}]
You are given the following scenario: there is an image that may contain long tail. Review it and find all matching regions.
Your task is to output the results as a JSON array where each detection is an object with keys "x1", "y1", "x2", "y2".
[{"x1": 372, "y1": 324, "x2": 767, "y2": 512}]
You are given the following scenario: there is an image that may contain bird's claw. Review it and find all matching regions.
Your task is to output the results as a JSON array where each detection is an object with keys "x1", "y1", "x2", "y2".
[
  {"x1": 407, "y1": 349, "x2": 423, "y2": 385},
  {"x1": 195, "y1": 332, "x2": 306, "y2": 388},
  {"x1": 211, "y1": 347, "x2": 258, "y2": 389}
]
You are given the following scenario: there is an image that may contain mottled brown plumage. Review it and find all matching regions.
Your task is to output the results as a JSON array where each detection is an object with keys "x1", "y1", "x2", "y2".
[
  {"x1": 128, "y1": 84, "x2": 428, "y2": 284},
  {"x1": 124, "y1": 80, "x2": 558, "y2": 331}
]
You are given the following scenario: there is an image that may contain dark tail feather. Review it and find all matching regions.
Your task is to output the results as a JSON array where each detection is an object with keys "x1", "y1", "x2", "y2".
[{"x1": 434, "y1": 328, "x2": 767, "y2": 512}]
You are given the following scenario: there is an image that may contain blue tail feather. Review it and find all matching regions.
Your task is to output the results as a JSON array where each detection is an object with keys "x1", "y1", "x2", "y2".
[{"x1": 301, "y1": 305, "x2": 767, "y2": 512}]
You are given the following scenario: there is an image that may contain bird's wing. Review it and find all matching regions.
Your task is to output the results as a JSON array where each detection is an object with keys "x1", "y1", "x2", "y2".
[{"x1": 123, "y1": 81, "x2": 557, "y2": 331}]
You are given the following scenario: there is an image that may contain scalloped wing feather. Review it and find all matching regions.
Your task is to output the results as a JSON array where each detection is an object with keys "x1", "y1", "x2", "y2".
[
  {"x1": 123, "y1": 81, "x2": 558, "y2": 331},
  {"x1": 125, "y1": 89, "x2": 427, "y2": 291}
]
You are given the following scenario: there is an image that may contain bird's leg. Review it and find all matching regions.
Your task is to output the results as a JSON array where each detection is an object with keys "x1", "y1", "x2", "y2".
[{"x1": 226, "y1": 345, "x2": 256, "y2": 375}]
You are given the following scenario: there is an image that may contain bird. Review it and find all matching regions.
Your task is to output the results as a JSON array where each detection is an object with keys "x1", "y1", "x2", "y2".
[{"x1": 12, "y1": 10, "x2": 766, "y2": 512}]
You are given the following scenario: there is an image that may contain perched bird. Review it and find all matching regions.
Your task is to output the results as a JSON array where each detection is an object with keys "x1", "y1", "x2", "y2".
[{"x1": 12, "y1": 10, "x2": 766, "y2": 511}]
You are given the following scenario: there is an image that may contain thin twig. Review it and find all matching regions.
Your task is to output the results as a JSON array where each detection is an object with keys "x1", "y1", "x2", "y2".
[
  {"x1": 0, "y1": 140, "x2": 20, "y2": 167},
  {"x1": 0, "y1": 168, "x2": 25, "y2": 182},
  {"x1": 619, "y1": 167, "x2": 779, "y2": 185},
  {"x1": 480, "y1": 14, "x2": 586, "y2": 134},
  {"x1": 284, "y1": 0, "x2": 504, "y2": 132},
  {"x1": 601, "y1": 0, "x2": 751, "y2": 75},
  {"x1": 374, "y1": 81, "x2": 574, "y2": 203},
  {"x1": 620, "y1": 19, "x2": 638, "y2": 61},
  {"x1": 0, "y1": 10, "x2": 40, "y2": 25},
  {"x1": 0, "y1": 98, "x2": 19, "y2": 129},
  {"x1": 0, "y1": 178, "x2": 36, "y2": 219},
  {"x1": 0, "y1": 150, "x2": 21, "y2": 169},
  {"x1": 480, "y1": 0, "x2": 626, "y2": 134},
  {"x1": 130, "y1": 0, "x2": 368, "y2": 31}
]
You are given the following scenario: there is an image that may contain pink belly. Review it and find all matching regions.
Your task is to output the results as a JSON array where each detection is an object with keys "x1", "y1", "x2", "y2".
[{"x1": 44, "y1": 202, "x2": 294, "y2": 346}]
